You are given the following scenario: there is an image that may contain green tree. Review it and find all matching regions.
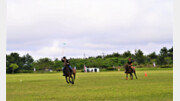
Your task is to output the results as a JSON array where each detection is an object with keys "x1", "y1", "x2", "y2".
[
  {"x1": 157, "y1": 55, "x2": 166, "y2": 65},
  {"x1": 160, "y1": 47, "x2": 168, "y2": 57},
  {"x1": 33, "y1": 58, "x2": 54, "y2": 70},
  {"x1": 6, "y1": 53, "x2": 22, "y2": 73},
  {"x1": 53, "y1": 58, "x2": 63, "y2": 71},
  {"x1": 148, "y1": 52, "x2": 157, "y2": 59},
  {"x1": 21, "y1": 54, "x2": 34, "y2": 70},
  {"x1": 122, "y1": 50, "x2": 131, "y2": 58},
  {"x1": 9, "y1": 63, "x2": 19, "y2": 73},
  {"x1": 96, "y1": 55, "x2": 102, "y2": 59},
  {"x1": 112, "y1": 52, "x2": 120, "y2": 57},
  {"x1": 134, "y1": 49, "x2": 145, "y2": 65},
  {"x1": 168, "y1": 47, "x2": 173, "y2": 60},
  {"x1": 157, "y1": 47, "x2": 169, "y2": 65}
]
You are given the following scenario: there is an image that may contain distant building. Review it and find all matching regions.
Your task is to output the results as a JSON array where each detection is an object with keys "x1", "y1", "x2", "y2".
[
  {"x1": 45, "y1": 68, "x2": 53, "y2": 72},
  {"x1": 85, "y1": 68, "x2": 100, "y2": 72}
]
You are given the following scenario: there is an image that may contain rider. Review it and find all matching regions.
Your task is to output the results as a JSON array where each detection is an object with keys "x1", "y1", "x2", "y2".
[
  {"x1": 127, "y1": 57, "x2": 133, "y2": 69},
  {"x1": 125, "y1": 57, "x2": 134, "y2": 80},
  {"x1": 61, "y1": 56, "x2": 73, "y2": 76}
]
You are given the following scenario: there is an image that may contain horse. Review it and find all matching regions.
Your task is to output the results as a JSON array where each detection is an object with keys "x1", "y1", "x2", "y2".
[
  {"x1": 124, "y1": 64, "x2": 138, "y2": 80},
  {"x1": 63, "y1": 65, "x2": 76, "y2": 84}
]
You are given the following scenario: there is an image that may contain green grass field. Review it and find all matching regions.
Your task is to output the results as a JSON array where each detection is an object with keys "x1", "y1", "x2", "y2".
[{"x1": 6, "y1": 70, "x2": 173, "y2": 101}]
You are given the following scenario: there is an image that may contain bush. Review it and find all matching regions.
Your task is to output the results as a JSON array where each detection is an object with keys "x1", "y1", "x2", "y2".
[
  {"x1": 81, "y1": 69, "x2": 85, "y2": 72},
  {"x1": 136, "y1": 64, "x2": 144, "y2": 68},
  {"x1": 160, "y1": 65, "x2": 173, "y2": 68},
  {"x1": 18, "y1": 70, "x2": 33, "y2": 73},
  {"x1": 55, "y1": 67, "x2": 62, "y2": 72},
  {"x1": 106, "y1": 67, "x2": 117, "y2": 71}
]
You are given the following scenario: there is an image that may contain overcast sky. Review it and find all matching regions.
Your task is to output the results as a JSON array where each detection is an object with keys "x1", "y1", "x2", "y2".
[{"x1": 7, "y1": 0, "x2": 173, "y2": 60}]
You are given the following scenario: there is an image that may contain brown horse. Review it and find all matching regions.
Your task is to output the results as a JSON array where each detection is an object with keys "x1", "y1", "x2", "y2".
[
  {"x1": 63, "y1": 58, "x2": 76, "y2": 84},
  {"x1": 124, "y1": 64, "x2": 138, "y2": 80},
  {"x1": 64, "y1": 65, "x2": 76, "y2": 84}
]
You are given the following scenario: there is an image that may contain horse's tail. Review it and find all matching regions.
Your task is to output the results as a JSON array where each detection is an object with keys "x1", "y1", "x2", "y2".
[
  {"x1": 72, "y1": 68, "x2": 76, "y2": 80},
  {"x1": 73, "y1": 73, "x2": 76, "y2": 80},
  {"x1": 133, "y1": 69, "x2": 138, "y2": 79}
]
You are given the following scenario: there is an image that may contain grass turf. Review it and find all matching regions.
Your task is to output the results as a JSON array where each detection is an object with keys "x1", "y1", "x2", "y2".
[{"x1": 6, "y1": 70, "x2": 173, "y2": 101}]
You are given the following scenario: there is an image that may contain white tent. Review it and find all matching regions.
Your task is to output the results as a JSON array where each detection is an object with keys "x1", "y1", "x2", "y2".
[{"x1": 86, "y1": 68, "x2": 99, "y2": 72}]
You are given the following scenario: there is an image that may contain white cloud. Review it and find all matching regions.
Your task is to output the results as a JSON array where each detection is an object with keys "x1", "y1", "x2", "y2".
[{"x1": 7, "y1": 0, "x2": 173, "y2": 59}]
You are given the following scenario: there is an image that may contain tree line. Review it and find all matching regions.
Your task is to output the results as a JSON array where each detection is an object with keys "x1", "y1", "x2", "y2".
[{"x1": 6, "y1": 47, "x2": 173, "y2": 73}]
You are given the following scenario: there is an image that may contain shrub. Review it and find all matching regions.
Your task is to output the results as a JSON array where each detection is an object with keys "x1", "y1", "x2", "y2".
[
  {"x1": 106, "y1": 67, "x2": 117, "y2": 71},
  {"x1": 136, "y1": 64, "x2": 144, "y2": 68},
  {"x1": 18, "y1": 70, "x2": 33, "y2": 73},
  {"x1": 55, "y1": 67, "x2": 62, "y2": 72},
  {"x1": 81, "y1": 69, "x2": 85, "y2": 72},
  {"x1": 160, "y1": 65, "x2": 172, "y2": 68}
]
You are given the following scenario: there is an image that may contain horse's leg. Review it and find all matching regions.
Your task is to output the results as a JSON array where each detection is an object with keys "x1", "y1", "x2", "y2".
[
  {"x1": 70, "y1": 75, "x2": 74, "y2": 84},
  {"x1": 69, "y1": 75, "x2": 72, "y2": 83},
  {"x1": 73, "y1": 73, "x2": 76, "y2": 80},
  {"x1": 134, "y1": 70, "x2": 138, "y2": 79},
  {"x1": 66, "y1": 76, "x2": 69, "y2": 84},
  {"x1": 130, "y1": 73, "x2": 133, "y2": 80},
  {"x1": 126, "y1": 73, "x2": 128, "y2": 80}
]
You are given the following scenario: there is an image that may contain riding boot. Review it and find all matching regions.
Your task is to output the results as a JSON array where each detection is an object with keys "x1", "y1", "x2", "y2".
[{"x1": 63, "y1": 70, "x2": 65, "y2": 76}]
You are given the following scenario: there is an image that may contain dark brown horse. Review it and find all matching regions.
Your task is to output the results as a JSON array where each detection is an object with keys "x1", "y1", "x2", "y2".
[
  {"x1": 64, "y1": 66, "x2": 76, "y2": 84},
  {"x1": 63, "y1": 59, "x2": 76, "y2": 84},
  {"x1": 124, "y1": 64, "x2": 138, "y2": 80},
  {"x1": 61, "y1": 57, "x2": 76, "y2": 84}
]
